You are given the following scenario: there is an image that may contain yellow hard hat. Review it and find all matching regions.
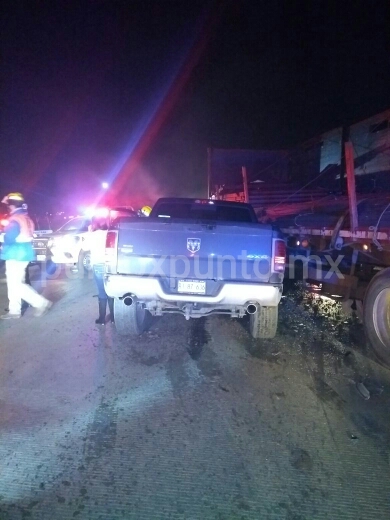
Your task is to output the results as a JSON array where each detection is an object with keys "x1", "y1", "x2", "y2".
[
  {"x1": 1, "y1": 192, "x2": 25, "y2": 204},
  {"x1": 141, "y1": 205, "x2": 152, "y2": 216}
]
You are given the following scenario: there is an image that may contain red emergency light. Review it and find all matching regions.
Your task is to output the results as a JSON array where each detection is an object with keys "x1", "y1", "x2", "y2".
[
  {"x1": 94, "y1": 207, "x2": 109, "y2": 219},
  {"x1": 84, "y1": 206, "x2": 109, "y2": 219}
]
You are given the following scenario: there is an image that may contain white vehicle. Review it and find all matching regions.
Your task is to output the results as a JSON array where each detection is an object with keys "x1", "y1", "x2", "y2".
[
  {"x1": 47, "y1": 216, "x2": 92, "y2": 272},
  {"x1": 47, "y1": 207, "x2": 137, "y2": 272}
]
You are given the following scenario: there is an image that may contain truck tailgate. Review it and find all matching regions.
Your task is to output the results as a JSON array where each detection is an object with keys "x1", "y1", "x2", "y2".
[{"x1": 115, "y1": 220, "x2": 274, "y2": 282}]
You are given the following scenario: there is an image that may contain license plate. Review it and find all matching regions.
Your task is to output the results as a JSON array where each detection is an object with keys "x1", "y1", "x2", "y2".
[
  {"x1": 178, "y1": 280, "x2": 206, "y2": 294},
  {"x1": 37, "y1": 255, "x2": 46, "y2": 261}
]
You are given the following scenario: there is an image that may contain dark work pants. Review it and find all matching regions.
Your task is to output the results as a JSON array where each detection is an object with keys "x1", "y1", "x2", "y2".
[{"x1": 93, "y1": 264, "x2": 107, "y2": 299}]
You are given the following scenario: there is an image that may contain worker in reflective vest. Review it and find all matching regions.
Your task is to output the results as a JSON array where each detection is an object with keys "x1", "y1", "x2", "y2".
[{"x1": 0, "y1": 193, "x2": 52, "y2": 319}]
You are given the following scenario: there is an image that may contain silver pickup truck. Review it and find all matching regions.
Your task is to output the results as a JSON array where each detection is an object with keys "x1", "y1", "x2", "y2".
[{"x1": 104, "y1": 198, "x2": 286, "y2": 338}]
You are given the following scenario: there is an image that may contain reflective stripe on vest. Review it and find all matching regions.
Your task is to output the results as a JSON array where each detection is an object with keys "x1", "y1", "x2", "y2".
[{"x1": 9, "y1": 214, "x2": 35, "y2": 243}]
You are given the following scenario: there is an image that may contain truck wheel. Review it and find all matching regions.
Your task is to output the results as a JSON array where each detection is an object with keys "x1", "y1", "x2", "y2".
[
  {"x1": 363, "y1": 267, "x2": 390, "y2": 367},
  {"x1": 78, "y1": 251, "x2": 92, "y2": 273},
  {"x1": 249, "y1": 306, "x2": 278, "y2": 339},
  {"x1": 114, "y1": 298, "x2": 147, "y2": 336}
]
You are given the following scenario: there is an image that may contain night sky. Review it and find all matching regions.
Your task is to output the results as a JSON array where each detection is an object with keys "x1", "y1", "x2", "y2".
[{"x1": 1, "y1": 0, "x2": 390, "y2": 212}]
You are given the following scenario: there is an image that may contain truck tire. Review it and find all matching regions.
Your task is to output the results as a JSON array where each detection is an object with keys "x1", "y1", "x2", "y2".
[
  {"x1": 363, "y1": 267, "x2": 390, "y2": 366},
  {"x1": 78, "y1": 250, "x2": 92, "y2": 273},
  {"x1": 249, "y1": 306, "x2": 278, "y2": 339},
  {"x1": 114, "y1": 297, "x2": 147, "y2": 336}
]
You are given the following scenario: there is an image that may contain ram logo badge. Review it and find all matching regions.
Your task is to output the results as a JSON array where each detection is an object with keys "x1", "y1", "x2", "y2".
[{"x1": 187, "y1": 238, "x2": 201, "y2": 253}]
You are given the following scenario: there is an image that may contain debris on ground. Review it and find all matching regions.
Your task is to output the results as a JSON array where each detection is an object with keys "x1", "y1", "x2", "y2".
[{"x1": 356, "y1": 382, "x2": 371, "y2": 400}]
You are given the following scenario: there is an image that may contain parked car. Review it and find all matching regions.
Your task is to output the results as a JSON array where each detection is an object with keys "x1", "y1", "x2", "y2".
[
  {"x1": 104, "y1": 197, "x2": 286, "y2": 339},
  {"x1": 47, "y1": 207, "x2": 138, "y2": 272},
  {"x1": 47, "y1": 216, "x2": 92, "y2": 272},
  {"x1": 31, "y1": 215, "x2": 53, "y2": 264}
]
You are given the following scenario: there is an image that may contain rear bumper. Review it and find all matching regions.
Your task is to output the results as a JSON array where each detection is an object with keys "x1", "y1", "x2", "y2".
[{"x1": 104, "y1": 274, "x2": 282, "y2": 307}]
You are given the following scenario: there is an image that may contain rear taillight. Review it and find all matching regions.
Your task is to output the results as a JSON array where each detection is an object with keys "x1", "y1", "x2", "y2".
[
  {"x1": 273, "y1": 238, "x2": 286, "y2": 273},
  {"x1": 105, "y1": 230, "x2": 117, "y2": 250},
  {"x1": 105, "y1": 230, "x2": 118, "y2": 272}
]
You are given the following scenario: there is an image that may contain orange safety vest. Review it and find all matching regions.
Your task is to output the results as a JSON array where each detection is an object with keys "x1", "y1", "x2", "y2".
[{"x1": 9, "y1": 213, "x2": 35, "y2": 243}]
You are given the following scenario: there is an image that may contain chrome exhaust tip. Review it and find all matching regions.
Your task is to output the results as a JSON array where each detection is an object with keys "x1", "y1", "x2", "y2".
[
  {"x1": 123, "y1": 295, "x2": 134, "y2": 306},
  {"x1": 246, "y1": 303, "x2": 258, "y2": 314}
]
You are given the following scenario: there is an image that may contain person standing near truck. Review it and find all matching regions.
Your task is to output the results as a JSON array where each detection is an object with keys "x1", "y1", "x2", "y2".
[
  {"x1": 0, "y1": 192, "x2": 52, "y2": 319},
  {"x1": 89, "y1": 217, "x2": 114, "y2": 325}
]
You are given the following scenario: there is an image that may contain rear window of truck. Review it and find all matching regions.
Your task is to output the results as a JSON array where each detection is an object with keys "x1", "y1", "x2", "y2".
[{"x1": 154, "y1": 202, "x2": 254, "y2": 223}]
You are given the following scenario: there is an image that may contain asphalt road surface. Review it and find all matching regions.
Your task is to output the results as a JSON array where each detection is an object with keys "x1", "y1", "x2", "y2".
[{"x1": 0, "y1": 263, "x2": 389, "y2": 520}]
